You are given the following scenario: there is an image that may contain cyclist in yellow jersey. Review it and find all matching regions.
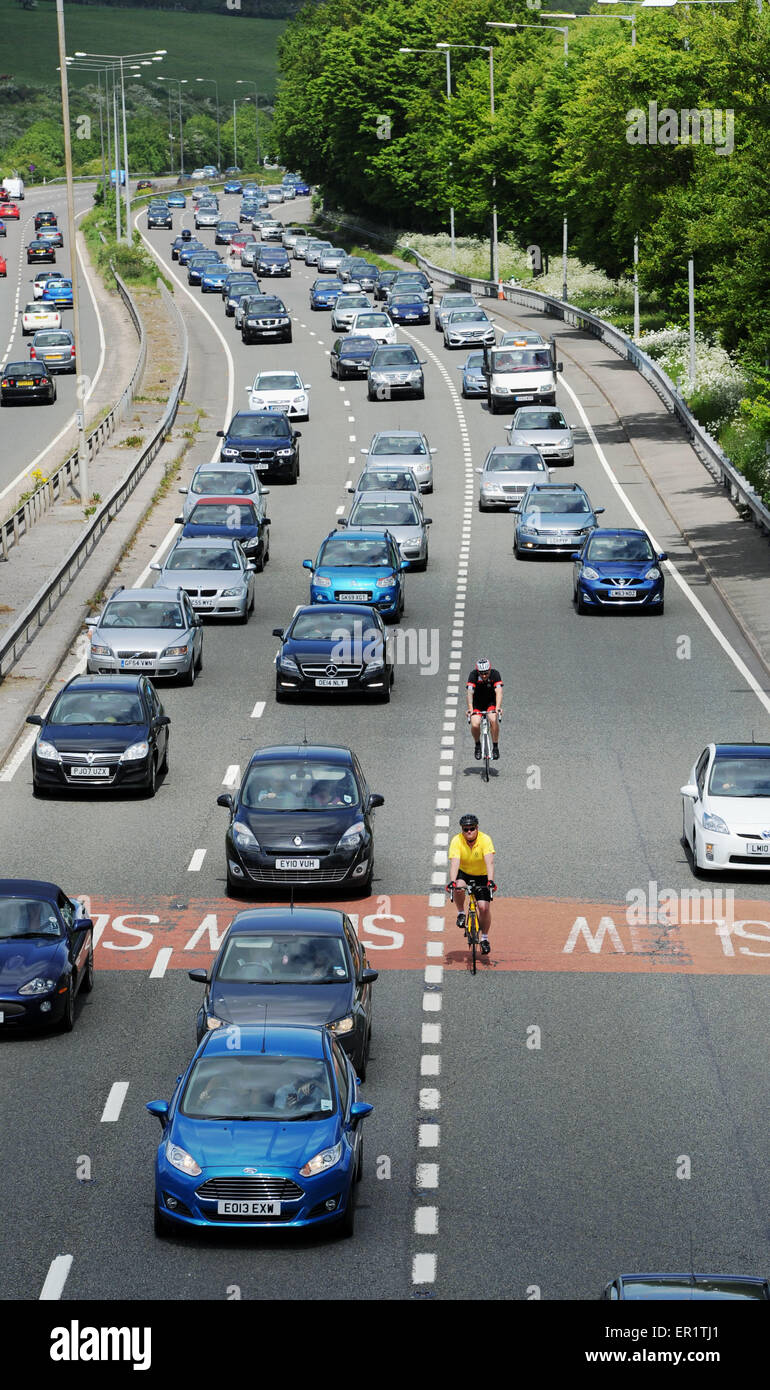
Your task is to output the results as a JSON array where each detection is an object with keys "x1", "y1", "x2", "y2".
[{"x1": 447, "y1": 813, "x2": 496, "y2": 953}]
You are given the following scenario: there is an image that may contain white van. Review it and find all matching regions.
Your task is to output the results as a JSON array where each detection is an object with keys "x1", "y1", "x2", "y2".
[
  {"x1": 482, "y1": 339, "x2": 562, "y2": 414},
  {"x1": 2, "y1": 177, "x2": 24, "y2": 200}
]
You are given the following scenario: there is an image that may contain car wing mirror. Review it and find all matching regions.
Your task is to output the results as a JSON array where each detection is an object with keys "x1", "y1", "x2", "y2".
[
  {"x1": 174, "y1": 516, "x2": 184, "y2": 525},
  {"x1": 217, "y1": 792, "x2": 234, "y2": 810},
  {"x1": 302, "y1": 559, "x2": 313, "y2": 570},
  {"x1": 594, "y1": 507, "x2": 605, "y2": 515},
  {"x1": 361, "y1": 968, "x2": 379, "y2": 984},
  {"x1": 26, "y1": 714, "x2": 43, "y2": 726},
  {"x1": 187, "y1": 968, "x2": 208, "y2": 984},
  {"x1": 680, "y1": 784, "x2": 698, "y2": 799},
  {"x1": 658, "y1": 552, "x2": 668, "y2": 561},
  {"x1": 149, "y1": 562, "x2": 161, "y2": 571},
  {"x1": 368, "y1": 793, "x2": 385, "y2": 809},
  {"x1": 570, "y1": 552, "x2": 580, "y2": 561},
  {"x1": 350, "y1": 1101, "x2": 374, "y2": 1124},
  {"x1": 146, "y1": 1100, "x2": 170, "y2": 1127},
  {"x1": 178, "y1": 486, "x2": 188, "y2": 494}
]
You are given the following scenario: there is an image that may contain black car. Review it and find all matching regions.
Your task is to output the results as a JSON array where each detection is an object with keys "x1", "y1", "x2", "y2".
[
  {"x1": 171, "y1": 232, "x2": 194, "y2": 259},
  {"x1": 188, "y1": 906, "x2": 378, "y2": 1075},
  {"x1": 0, "y1": 361, "x2": 56, "y2": 405},
  {"x1": 27, "y1": 674, "x2": 170, "y2": 797},
  {"x1": 217, "y1": 744, "x2": 384, "y2": 897},
  {"x1": 273, "y1": 604, "x2": 393, "y2": 703},
  {"x1": 374, "y1": 270, "x2": 398, "y2": 302},
  {"x1": 187, "y1": 253, "x2": 221, "y2": 285},
  {"x1": 603, "y1": 1273, "x2": 770, "y2": 1300},
  {"x1": 0, "y1": 879, "x2": 94, "y2": 1032},
  {"x1": 217, "y1": 410, "x2": 301, "y2": 483},
  {"x1": 26, "y1": 239, "x2": 56, "y2": 264},
  {"x1": 215, "y1": 220, "x2": 240, "y2": 245},
  {"x1": 256, "y1": 246, "x2": 291, "y2": 277},
  {"x1": 331, "y1": 335, "x2": 378, "y2": 380},
  {"x1": 222, "y1": 272, "x2": 260, "y2": 315},
  {"x1": 241, "y1": 294, "x2": 292, "y2": 344},
  {"x1": 34, "y1": 211, "x2": 58, "y2": 230},
  {"x1": 147, "y1": 205, "x2": 172, "y2": 229}
]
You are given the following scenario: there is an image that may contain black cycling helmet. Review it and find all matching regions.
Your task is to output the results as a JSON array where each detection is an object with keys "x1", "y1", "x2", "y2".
[{"x1": 459, "y1": 814, "x2": 479, "y2": 830}]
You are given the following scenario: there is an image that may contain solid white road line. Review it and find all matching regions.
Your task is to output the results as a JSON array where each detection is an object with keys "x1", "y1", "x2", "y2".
[
  {"x1": 100, "y1": 1081, "x2": 130, "y2": 1123},
  {"x1": 39, "y1": 1254, "x2": 73, "y2": 1300}
]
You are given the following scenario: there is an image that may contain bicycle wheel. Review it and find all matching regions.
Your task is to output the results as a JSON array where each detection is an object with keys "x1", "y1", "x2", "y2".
[{"x1": 482, "y1": 729, "x2": 490, "y2": 783}]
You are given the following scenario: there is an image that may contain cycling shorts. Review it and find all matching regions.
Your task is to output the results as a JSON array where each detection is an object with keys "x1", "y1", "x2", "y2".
[{"x1": 457, "y1": 871, "x2": 491, "y2": 902}]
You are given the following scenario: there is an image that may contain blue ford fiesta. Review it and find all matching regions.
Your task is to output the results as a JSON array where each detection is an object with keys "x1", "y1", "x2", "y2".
[
  {"x1": 147, "y1": 1023, "x2": 372, "y2": 1237},
  {"x1": 572, "y1": 527, "x2": 667, "y2": 614}
]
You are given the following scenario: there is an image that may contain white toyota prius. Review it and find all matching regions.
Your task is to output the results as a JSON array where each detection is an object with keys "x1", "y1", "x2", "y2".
[{"x1": 681, "y1": 743, "x2": 770, "y2": 873}]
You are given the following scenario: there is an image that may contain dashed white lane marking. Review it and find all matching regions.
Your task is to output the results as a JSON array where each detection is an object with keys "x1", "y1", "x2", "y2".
[
  {"x1": 222, "y1": 764, "x2": 240, "y2": 787},
  {"x1": 100, "y1": 1081, "x2": 129, "y2": 1123},
  {"x1": 415, "y1": 1208, "x2": 438, "y2": 1236},
  {"x1": 188, "y1": 848, "x2": 207, "y2": 872},
  {"x1": 150, "y1": 947, "x2": 173, "y2": 978},
  {"x1": 40, "y1": 1254, "x2": 73, "y2": 1301},
  {"x1": 251, "y1": 700, "x2": 266, "y2": 718},
  {"x1": 412, "y1": 1253, "x2": 437, "y2": 1283},
  {"x1": 336, "y1": 505, "x2": 345, "y2": 516}
]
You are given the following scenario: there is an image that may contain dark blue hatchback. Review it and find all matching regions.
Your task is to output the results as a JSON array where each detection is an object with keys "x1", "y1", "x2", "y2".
[
  {"x1": 0, "y1": 879, "x2": 94, "y2": 1031},
  {"x1": 572, "y1": 528, "x2": 667, "y2": 614}
]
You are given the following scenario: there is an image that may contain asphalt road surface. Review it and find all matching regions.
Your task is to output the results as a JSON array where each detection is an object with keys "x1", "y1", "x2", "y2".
[{"x1": 1, "y1": 188, "x2": 769, "y2": 1302}]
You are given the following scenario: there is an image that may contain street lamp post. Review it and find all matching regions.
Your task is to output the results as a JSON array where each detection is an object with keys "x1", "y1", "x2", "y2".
[
  {"x1": 399, "y1": 46, "x2": 456, "y2": 262},
  {"x1": 633, "y1": 233, "x2": 640, "y2": 339},
  {"x1": 56, "y1": 1, "x2": 89, "y2": 504},
  {"x1": 158, "y1": 77, "x2": 187, "y2": 180},
  {"x1": 437, "y1": 42, "x2": 498, "y2": 283},
  {"x1": 73, "y1": 50, "x2": 166, "y2": 238},
  {"x1": 236, "y1": 80, "x2": 261, "y2": 168},
  {"x1": 544, "y1": 11, "x2": 637, "y2": 44},
  {"x1": 195, "y1": 77, "x2": 221, "y2": 171},
  {"x1": 487, "y1": 20, "x2": 569, "y2": 66}
]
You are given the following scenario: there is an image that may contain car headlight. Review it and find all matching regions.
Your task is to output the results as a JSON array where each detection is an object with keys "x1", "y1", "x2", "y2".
[
  {"x1": 366, "y1": 657, "x2": 384, "y2": 671},
  {"x1": 337, "y1": 820, "x2": 365, "y2": 850},
  {"x1": 165, "y1": 1141, "x2": 202, "y2": 1177},
  {"x1": 279, "y1": 655, "x2": 300, "y2": 673},
  {"x1": 483, "y1": 485, "x2": 503, "y2": 495},
  {"x1": 222, "y1": 586, "x2": 246, "y2": 597},
  {"x1": 581, "y1": 567, "x2": 599, "y2": 580},
  {"x1": 644, "y1": 567, "x2": 661, "y2": 581},
  {"x1": 233, "y1": 820, "x2": 259, "y2": 849},
  {"x1": 122, "y1": 741, "x2": 149, "y2": 762},
  {"x1": 370, "y1": 372, "x2": 387, "y2": 382},
  {"x1": 221, "y1": 447, "x2": 238, "y2": 459},
  {"x1": 251, "y1": 396, "x2": 265, "y2": 407},
  {"x1": 292, "y1": 395, "x2": 305, "y2": 405},
  {"x1": 518, "y1": 523, "x2": 536, "y2": 535},
  {"x1": 19, "y1": 975, "x2": 56, "y2": 995},
  {"x1": 702, "y1": 812, "x2": 730, "y2": 835},
  {"x1": 328, "y1": 1015, "x2": 354, "y2": 1035},
  {"x1": 89, "y1": 643, "x2": 112, "y2": 657},
  {"x1": 376, "y1": 576, "x2": 396, "y2": 588},
  {"x1": 299, "y1": 1141, "x2": 342, "y2": 1178},
  {"x1": 205, "y1": 1014, "x2": 225, "y2": 1030},
  {"x1": 576, "y1": 527, "x2": 592, "y2": 536},
  {"x1": 163, "y1": 644, "x2": 189, "y2": 657},
  {"x1": 557, "y1": 437, "x2": 570, "y2": 447},
  {"x1": 276, "y1": 448, "x2": 294, "y2": 457},
  {"x1": 36, "y1": 740, "x2": 60, "y2": 761},
  {"x1": 313, "y1": 575, "x2": 332, "y2": 588}
]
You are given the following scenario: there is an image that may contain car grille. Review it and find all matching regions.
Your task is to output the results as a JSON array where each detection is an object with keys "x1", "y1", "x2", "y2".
[
  {"x1": 197, "y1": 1175, "x2": 303, "y2": 1201},
  {"x1": 181, "y1": 587, "x2": 218, "y2": 598},
  {"x1": 64, "y1": 751, "x2": 120, "y2": 764},
  {"x1": 246, "y1": 866, "x2": 350, "y2": 883},
  {"x1": 115, "y1": 649, "x2": 159, "y2": 659},
  {"x1": 238, "y1": 449, "x2": 277, "y2": 464},
  {"x1": 501, "y1": 484, "x2": 525, "y2": 495},
  {"x1": 299, "y1": 663, "x2": 364, "y2": 677}
]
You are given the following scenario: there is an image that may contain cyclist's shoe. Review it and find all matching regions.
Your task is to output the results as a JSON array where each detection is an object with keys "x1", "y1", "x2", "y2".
[
  {"x1": 480, "y1": 936, "x2": 491, "y2": 955},
  {"x1": 474, "y1": 744, "x2": 482, "y2": 760},
  {"x1": 456, "y1": 912, "x2": 466, "y2": 930},
  {"x1": 492, "y1": 744, "x2": 500, "y2": 760}
]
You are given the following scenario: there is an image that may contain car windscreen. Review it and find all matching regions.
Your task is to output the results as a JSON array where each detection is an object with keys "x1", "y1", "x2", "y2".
[
  {"x1": 242, "y1": 758, "x2": 360, "y2": 811},
  {"x1": 0, "y1": 896, "x2": 62, "y2": 939},
  {"x1": 516, "y1": 410, "x2": 567, "y2": 429},
  {"x1": 355, "y1": 314, "x2": 388, "y2": 327},
  {"x1": 337, "y1": 296, "x2": 369, "y2": 308},
  {"x1": 217, "y1": 933, "x2": 350, "y2": 984},
  {"x1": 707, "y1": 755, "x2": 770, "y2": 798},
  {"x1": 492, "y1": 349, "x2": 551, "y2": 371},
  {"x1": 447, "y1": 310, "x2": 487, "y2": 323},
  {"x1": 166, "y1": 545, "x2": 241, "y2": 571},
  {"x1": 371, "y1": 348, "x2": 418, "y2": 366},
  {"x1": 49, "y1": 689, "x2": 145, "y2": 725},
  {"x1": 6, "y1": 365, "x2": 46, "y2": 378},
  {"x1": 359, "y1": 470, "x2": 415, "y2": 491},
  {"x1": 247, "y1": 299, "x2": 285, "y2": 314},
  {"x1": 192, "y1": 471, "x2": 256, "y2": 495},
  {"x1": 290, "y1": 611, "x2": 381, "y2": 642},
  {"x1": 315, "y1": 278, "x2": 343, "y2": 289},
  {"x1": 228, "y1": 414, "x2": 290, "y2": 439},
  {"x1": 181, "y1": 1055, "x2": 335, "y2": 1121},
  {"x1": 465, "y1": 352, "x2": 484, "y2": 368},
  {"x1": 351, "y1": 501, "x2": 420, "y2": 526},
  {"x1": 101, "y1": 600, "x2": 185, "y2": 629},
  {"x1": 188, "y1": 503, "x2": 256, "y2": 526},
  {"x1": 486, "y1": 453, "x2": 545, "y2": 473},
  {"x1": 528, "y1": 494, "x2": 590, "y2": 515},
  {"x1": 372, "y1": 434, "x2": 426, "y2": 455},
  {"x1": 443, "y1": 295, "x2": 475, "y2": 308},
  {"x1": 254, "y1": 374, "x2": 300, "y2": 391},
  {"x1": 34, "y1": 332, "x2": 72, "y2": 346},
  {"x1": 319, "y1": 536, "x2": 391, "y2": 567},
  {"x1": 391, "y1": 294, "x2": 425, "y2": 304},
  {"x1": 343, "y1": 337, "x2": 377, "y2": 353},
  {"x1": 584, "y1": 535, "x2": 654, "y2": 563}
]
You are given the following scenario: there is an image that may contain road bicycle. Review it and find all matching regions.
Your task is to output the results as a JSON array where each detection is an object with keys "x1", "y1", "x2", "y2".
[
  {"x1": 447, "y1": 879, "x2": 494, "y2": 975},
  {"x1": 469, "y1": 710, "x2": 502, "y2": 783}
]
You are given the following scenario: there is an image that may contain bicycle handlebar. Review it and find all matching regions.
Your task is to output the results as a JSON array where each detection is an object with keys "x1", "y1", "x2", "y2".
[{"x1": 446, "y1": 880, "x2": 498, "y2": 898}]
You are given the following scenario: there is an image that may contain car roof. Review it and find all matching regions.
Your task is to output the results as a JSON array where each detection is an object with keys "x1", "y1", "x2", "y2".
[
  {"x1": 201, "y1": 1023, "x2": 328, "y2": 1060},
  {"x1": 0, "y1": 879, "x2": 65, "y2": 901},
  {"x1": 322, "y1": 528, "x2": 393, "y2": 544},
  {"x1": 352, "y1": 490, "x2": 421, "y2": 505},
  {"x1": 186, "y1": 495, "x2": 258, "y2": 507},
  {"x1": 170, "y1": 535, "x2": 239, "y2": 549},
  {"x1": 228, "y1": 410, "x2": 290, "y2": 427},
  {"x1": 61, "y1": 673, "x2": 146, "y2": 693},
  {"x1": 290, "y1": 603, "x2": 380, "y2": 620},
  {"x1": 248, "y1": 744, "x2": 355, "y2": 767},
  {"x1": 713, "y1": 743, "x2": 770, "y2": 757},
  {"x1": 105, "y1": 587, "x2": 183, "y2": 602},
  {"x1": 585, "y1": 528, "x2": 647, "y2": 538},
  {"x1": 227, "y1": 907, "x2": 347, "y2": 936}
]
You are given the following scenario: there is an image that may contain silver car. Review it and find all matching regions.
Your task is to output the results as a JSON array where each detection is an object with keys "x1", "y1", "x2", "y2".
[
  {"x1": 194, "y1": 208, "x2": 220, "y2": 230},
  {"x1": 30, "y1": 328, "x2": 75, "y2": 373},
  {"x1": 260, "y1": 220, "x2": 284, "y2": 242},
  {"x1": 342, "y1": 491, "x2": 432, "y2": 570},
  {"x1": 178, "y1": 464, "x2": 267, "y2": 521},
  {"x1": 282, "y1": 226, "x2": 305, "y2": 248},
  {"x1": 318, "y1": 246, "x2": 346, "y2": 273},
  {"x1": 304, "y1": 239, "x2": 333, "y2": 266},
  {"x1": 443, "y1": 308, "x2": 495, "y2": 349},
  {"x1": 348, "y1": 468, "x2": 420, "y2": 500},
  {"x1": 331, "y1": 292, "x2": 371, "y2": 332},
  {"x1": 266, "y1": 187, "x2": 284, "y2": 204},
  {"x1": 293, "y1": 236, "x2": 312, "y2": 260},
  {"x1": 86, "y1": 586, "x2": 203, "y2": 684},
  {"x1": 355, "y1": 265, "x2": 380, "y2": 293},
  {"x1": 477, "y1": 445, "x2": 551, "y2": 512},
  {"x1": 508, "y1": 406, "x2": 575, "y2": 465},
  {"x1": 150, "y1": 538, "x2": 256, "y2": 620},
  {"x1": 361, "y1": 430, "x2": 436, "y2": 493},
  {"x1": 512, "y1": 482, "x2": 605, "y2": 557}
]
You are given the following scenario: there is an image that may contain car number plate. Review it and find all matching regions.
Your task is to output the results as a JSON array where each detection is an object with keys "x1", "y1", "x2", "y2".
[
  {"x1": 275, "y1": 858, "x2": 320, "y2": 870},
  {"x1": 609, "y1": 589, "x2": 637, "y2": 598},
  {"x1": 746, "y1": 842, "x2": 770, "y2": 856},
  {"x1": 120, "y1": 659, "x2": 155, "y2": 669},
  {"x1": 315, "y1": 678, "x2": 348, "y2": 687},
  {"x1": 49, "y1": 354, "x2": 64, "y2": 360},
  {"x1": 216, "y1": 1200, "x2": 281, "y2": 1215},
  {"x1": 517, "y1": 394, "x2": 534, "y2": 401},
  {"x1": 17, "y1": 378, "x2": 34, "y2": 386},
  {"x1": 338, "y1": 592, "x2": 364, "y2": 601},
  {"x1": 193, "y1": 599, "x2": 215, "y2": 609},
  {"x1": 254, "y1": 461, "x2": 269, "y2": 470},
  {"x1": 70, "y1": 766, "x2": 110, "y2": 777}
]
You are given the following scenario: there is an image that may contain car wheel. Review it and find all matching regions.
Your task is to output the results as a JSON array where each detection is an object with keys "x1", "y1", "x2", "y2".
[
  {"x1": 226, "y1": 871, "x2": 246, "y2": 899},
  {"x1": 181, "y1": 655, "x2": 196, "y2": 686},
  {"x1": 413, "y1": 553, "x2": 428, "y2": 572},
  {"x1": 253, "y1": 545, "x2": 265, "y2": 574},
  {"x1": 367, "y1": 388, "x2": 375, "y2": 401},
  {"x1": 195, "y1": 643, "x2": 203, "y2": 673},
  {"x1": 653, "y1": 601, "x2": 665, "y2": 616},
  {"x1": 575, "y1": 590, "x2": 588, "y2": 614},
  {"x1": 374, "y1": 682, "x2": 391, "y2": 704},
  {"x1": 153, "y1": 1198, "x2": 174, "y2": 1239},
  {"x1": 60, "y1": 980, "x2": 75, "y2": 1032},
  {"x1": 355, "y1": 1135, "x2": 365, "y2": 1181},
  {"x1": 144, "y1": 755, "x2": 157, "y2": 797},
  {"x1": 337, "y1": 1185, "x2": 355, "y2": 1238},
  {"x1": 81, "y1": 946, "x2": 95, "y2": 993},
  {"x1": 32, "y1": 781, "x2": 49, "y2": 797},
  {"x1": 478, "y1": 500, "x2": 489, "y2": 512},
  {"x1": 288, "y1": 465, "x2": 299, "y2": 485}
]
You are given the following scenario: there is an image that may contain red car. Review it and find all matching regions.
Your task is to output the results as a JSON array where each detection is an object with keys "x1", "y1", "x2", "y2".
[
  {"x1": 0, "y1": 254, "x2": 6, "y2": 276},
  {"x1": 0, "y1": 201, "x2": 20, "y2": 220}
]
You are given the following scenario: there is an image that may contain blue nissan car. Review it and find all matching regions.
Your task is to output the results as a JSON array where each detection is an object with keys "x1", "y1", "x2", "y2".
[
  {"x1": 147, "y1": 1023, "x2": 372, "y2": 1237},
  {"x1": 572, "y1": 528, "x2": 667, "y2": 614},
  {"x1": 167, "y1": 191, "x2": 186, "y2": 209},
  {"x1": 388, "y1": 289, "x2": 430, "y2": 326},
  {"x1": 303, "y1": 529, "x2": 406, "y2": 622}
]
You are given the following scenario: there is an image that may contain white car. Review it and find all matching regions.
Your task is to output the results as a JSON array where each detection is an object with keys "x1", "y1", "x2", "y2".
[
  {"x1": 681, "y1": 743, "x2": 770, "y2": 873},
  {"x1": 246, "y1": 370, "x2": 311, "y2": 420},
  {"x1": 21, "y1": 301, "x2": 61, "y2": 335},
  {"x1": 348, "y1": 310, "x2": 397, "y2": 345}
]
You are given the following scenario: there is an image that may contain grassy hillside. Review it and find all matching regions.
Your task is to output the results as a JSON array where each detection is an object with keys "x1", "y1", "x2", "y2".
[{"x1": 0, "y1": 0, "x2": 285, "y2": 98}]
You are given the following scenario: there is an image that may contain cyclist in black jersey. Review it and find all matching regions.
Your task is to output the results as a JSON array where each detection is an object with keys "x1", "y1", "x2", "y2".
[{"x1": 466, "y1": 658, "x2": 503, "y2": 760}]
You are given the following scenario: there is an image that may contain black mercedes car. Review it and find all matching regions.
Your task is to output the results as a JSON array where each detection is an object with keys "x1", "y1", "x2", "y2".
[
  {"x1": 27, "y1": 674, "x2": 170, "y2": 797},
  {"x1": 217, "y1": 744, "x2": 384, "y2": 897},
  {"x1": 330, "y1": 335, "x2": 378, "y2": 380},
  {"x1": 217, "y1": 410, "x2": 301, "y2": 483},
  {"x1": 188, "y1": 906, "x2": 378, "y2": 1076},
  {"x1": 272, "y1": 604, "x2": 393, "y2": 702},
  {"x1": 0, "y1": 879, "x2": 94, "y2": 1031},
  {"x1": 0, "y1": 361, "x2": 56, "y2": 405}
]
